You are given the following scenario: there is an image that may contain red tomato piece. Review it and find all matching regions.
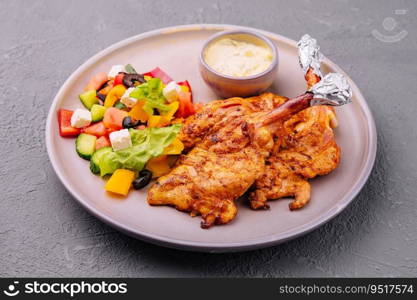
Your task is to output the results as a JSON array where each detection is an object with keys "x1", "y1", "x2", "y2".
[
  {"x1": 103, "y1": 107, "x2": 128, "y2": 130},
  {"x1": 176, "y1": 91, "x2": 195, "y2": 118},
  {"x1": 84, "y1": 72, "x2": 108, "y2": 91},
  {"x1": 177, "y1": 80, "x2": 193, "y2": 101},
  {"x1": 82, "y1": 121, "x2": 107, "y2": 137},
  {"x1": 95, "y1": 136, "x2": 111, "y2": 150},
  {"x1": 113, "y1": 73, "x2": 125, "y2": 86},
  {"x1": 106, "y1": 127, "x2": 117, "y2": 136},
  {"x1": 57, "y1": 109, "x2": 81, "y2": 137}
]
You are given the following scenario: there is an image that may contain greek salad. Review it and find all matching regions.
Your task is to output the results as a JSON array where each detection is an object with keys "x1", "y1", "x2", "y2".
[{"x1": 58, "y1": 64, "x2": 199, "y2": 196}]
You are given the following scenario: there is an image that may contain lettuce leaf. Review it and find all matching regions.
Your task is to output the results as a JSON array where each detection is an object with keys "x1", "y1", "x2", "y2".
[
  {"x1": 129, "y1": 78, "x2": 170, "y2": 115},
  {"x1": 98, "y1": 124, "x2": 182, "y2": 176}
]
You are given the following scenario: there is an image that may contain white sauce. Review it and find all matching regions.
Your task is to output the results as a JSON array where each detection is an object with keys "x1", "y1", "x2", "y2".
[{"x1": 204, "y1": 37, "x2": 273, "y2": 77}]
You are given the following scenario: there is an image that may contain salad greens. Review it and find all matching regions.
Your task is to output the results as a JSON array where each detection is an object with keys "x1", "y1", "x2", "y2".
[
  {"x1": 98, "y1": 124, "x2": 181, "y2": 176},
  {"x1": 129, "y1": 78, "x2": 170, "y2": 115}
]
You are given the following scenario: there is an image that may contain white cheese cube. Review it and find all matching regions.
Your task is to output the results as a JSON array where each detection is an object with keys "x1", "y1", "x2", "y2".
[
  {"x1": 120, "y1": 87, "x2": 138, "y2": 108},
  {"x1": 163, "y1": 81, "x2": 181, "y2": 103},
  {"x1": 109, "y1": 129, "x2": 132, "y2": 151},
  {"x1": 108, "y1": 65, "x2": 125, "y2": 79},
  {"x1": 70, "y1": 108, "x2": 92, "y2": 128}
]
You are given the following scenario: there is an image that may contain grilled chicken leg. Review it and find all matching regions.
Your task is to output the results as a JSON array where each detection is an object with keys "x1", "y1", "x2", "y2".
[{"x1": 249, "y1": 105, "x2": 339, "y2": 210}]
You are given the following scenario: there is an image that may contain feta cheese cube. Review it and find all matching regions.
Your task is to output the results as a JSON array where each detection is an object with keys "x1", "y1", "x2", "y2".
[
  {"x1": 109, "y1": 129, "x2": 132, "y2": 151},
  {"x1": 70, "y1": 108, "x2": 92, "y2": 128},
  {"x1": 163, "y1": 81, "x2": 181, "y2": 103},
  {"x1": 108, "y1": 65, "x2": 125, "y2": 79},
  {"x1": 120, "y1": 87, "x2": 138, "y2": 108}
]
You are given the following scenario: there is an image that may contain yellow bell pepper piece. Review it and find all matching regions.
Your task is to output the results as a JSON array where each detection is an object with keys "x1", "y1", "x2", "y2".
[
  {"x1": 180, "y1": 85, "x2": 190, "y2": 92},
  {"x1": 162, "y1": 138, "x2": 184, "y2": 155},
  {"x1": 161, "y1": 101, "x2": 179, "y2": 121},
  {"x1": 144, "y1": 75, "x2": 153, "y2": 81},
  {"x1": 146, "y1": 155, "x2": 171, "y2": 178},
  {"x1": 148, "y1": 115, "x2": 162, "y2": 127},
  {"x1": 159, "y1": 116, "x2": 172, "y2": 127},
  {"x1": 146, "y1": 102, "x2": 180, "y2": 128},
  {"x1": 128, "y1": 100, "x2": 148, "y2": 122},
  {"x1": 105, "y1": 169, "x2": 135, "y2": 196},
  {"x1": 104, "y1": 85, "x2": 126, "y2": 108}
]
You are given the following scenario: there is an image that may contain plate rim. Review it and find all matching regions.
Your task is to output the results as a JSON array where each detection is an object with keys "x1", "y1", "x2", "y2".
[{"x1": 45, "y1": 24, "x2": 377, "y2": 253}]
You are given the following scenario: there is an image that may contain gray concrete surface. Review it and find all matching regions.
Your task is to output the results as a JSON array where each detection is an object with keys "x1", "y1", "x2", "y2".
[{"x1": 1, "y1": 0, "x2": 416, "y2": 277}]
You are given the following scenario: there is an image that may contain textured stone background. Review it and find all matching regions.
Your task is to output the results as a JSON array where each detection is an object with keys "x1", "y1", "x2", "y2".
[{"x1": 1, "y1": 0, "x2": 416, "y2": 277}]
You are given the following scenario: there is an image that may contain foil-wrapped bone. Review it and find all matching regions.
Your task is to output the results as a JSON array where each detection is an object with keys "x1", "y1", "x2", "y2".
[
  {"x1": 298, "y1": 34, "x2": 323, "y2": 78},
  {"x1": 260, "y1": 72, "x2": 352, "y2": 127},
  {"x1": 310, "y1": 73, "x2": 353, "y2": 106}
]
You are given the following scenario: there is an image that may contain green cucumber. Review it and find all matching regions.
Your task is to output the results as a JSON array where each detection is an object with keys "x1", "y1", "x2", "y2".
[
  {"x1": 75, "y1": 133, "x2": 97, "y2": 160},
  {"x1": 90, "y1": 104, "x2": 106, "y2": 122},
  {"x1": 79, "y1": 90, "x2": 98, "y2": 110},
  {"x1": 90, "y1": 147, "x2": 112, "y2": 174}
]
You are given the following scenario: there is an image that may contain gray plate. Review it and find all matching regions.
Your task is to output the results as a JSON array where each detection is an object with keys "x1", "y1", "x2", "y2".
[{"x1": 45, "y1": 24, "x2": 377, "y2": 253}]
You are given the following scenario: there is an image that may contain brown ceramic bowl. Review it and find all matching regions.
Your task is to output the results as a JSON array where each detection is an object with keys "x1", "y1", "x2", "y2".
[{"x1": 199, "y1": 30, "x2": 279, "y2": 98}]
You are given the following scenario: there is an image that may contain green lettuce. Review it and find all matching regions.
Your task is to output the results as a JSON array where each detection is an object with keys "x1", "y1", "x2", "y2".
[
  {"x1": 98, "y1": 124, "x2": 181, "y2": 176},
  {"x1": 129, "y1": 78, "x2": 170, "y2": 115}
]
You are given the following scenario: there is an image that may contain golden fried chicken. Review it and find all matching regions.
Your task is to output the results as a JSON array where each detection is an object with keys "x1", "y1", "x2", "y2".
[
  {"x1": 148, "y1": 93, "x2": 314, "y2": 228},
  {"x1": 249, "y1": 105, "x2": 340, "y2": 210}
]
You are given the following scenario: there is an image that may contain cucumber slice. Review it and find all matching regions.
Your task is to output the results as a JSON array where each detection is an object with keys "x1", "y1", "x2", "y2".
[
  {"x1": 90, "y1": 104, "x2": 106, "y2": 122},
  {"x1": 90, "y1": 147, "x2": 112, "y2": 174},
  {"x1": 79, "y1": 90, "x2": 98, "y2": 110},
  {"x1": 75, "y1": 133, "x2": 97, "y2": 160}
]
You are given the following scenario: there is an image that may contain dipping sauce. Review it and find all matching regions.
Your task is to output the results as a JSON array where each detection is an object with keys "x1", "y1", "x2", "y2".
[{"x1": 203, "y1": 34, "x2": 273, "y2": 77}]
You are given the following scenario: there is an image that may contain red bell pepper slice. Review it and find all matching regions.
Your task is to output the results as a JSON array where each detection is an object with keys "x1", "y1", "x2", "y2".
[
  {"x1": 58, "y1": 109, "x2": 81, "y2": 137},
  {"x1": 143, "y1": 67, "x2": 173, "y2": 84}
]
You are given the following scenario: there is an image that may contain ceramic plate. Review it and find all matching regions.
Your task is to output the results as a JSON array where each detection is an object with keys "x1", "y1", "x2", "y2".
[{"x1": 46, "y1": 24, "x2": 376, "y2": 252}]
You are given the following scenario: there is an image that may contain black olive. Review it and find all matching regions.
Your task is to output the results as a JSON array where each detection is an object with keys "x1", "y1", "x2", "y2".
[
  {"x1": 122, "y1": 116, "x2": 141, "y2": 129},
  {"x1": 132, "y1": 170, "x2": 153, "y2": 190},
  {"x1": 123, "y1": 74, "x2": 145, "y2": 87},
  {"x1": 96, "y1": 93, "x2": 106, "y2": 102}
]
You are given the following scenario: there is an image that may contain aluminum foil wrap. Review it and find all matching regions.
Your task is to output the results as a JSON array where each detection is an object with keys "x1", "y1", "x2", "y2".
[
  {"x1": 310, "y1": 73, "x2": 352, "y2": 106},
  {"x1": 298, "y1": 34, "x2": 323, "y2": 78}
]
